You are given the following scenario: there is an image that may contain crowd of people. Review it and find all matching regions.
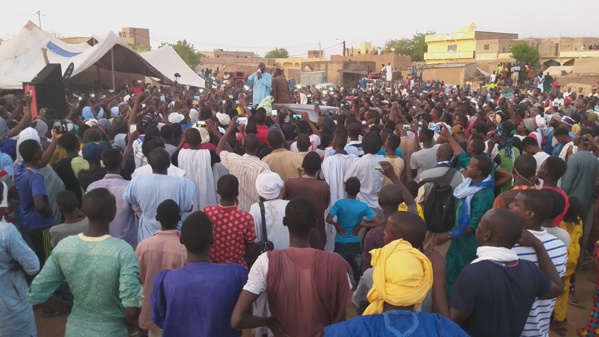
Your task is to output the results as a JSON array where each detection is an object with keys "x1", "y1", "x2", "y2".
[{"x1": 2, "y1": 62, "x2": 599, "y2": 337}]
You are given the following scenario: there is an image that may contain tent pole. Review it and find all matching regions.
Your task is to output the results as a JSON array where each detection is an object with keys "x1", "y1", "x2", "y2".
[{"x1": 111, "y1": 49, "x2": 115, "y2": 91}]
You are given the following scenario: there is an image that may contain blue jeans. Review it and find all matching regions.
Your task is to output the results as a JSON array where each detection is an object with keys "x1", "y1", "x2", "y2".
[{"x1": 334, "y1": 242, "x2": 362, "y2": 285}]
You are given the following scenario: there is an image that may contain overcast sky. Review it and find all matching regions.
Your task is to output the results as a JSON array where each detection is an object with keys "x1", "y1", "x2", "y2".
[{"x1": 1, "y1": 0, "x2": 596, "y2": 57}]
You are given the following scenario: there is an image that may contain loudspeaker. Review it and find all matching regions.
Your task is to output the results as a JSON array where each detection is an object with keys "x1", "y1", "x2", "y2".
[
  {"x1": 234, "y1": 79, "x2": 245, "y2": 89},
  {"x1": 32, "y1": 64, "x2": 63, "y2": 83},
  {"x1": 22, "y1": 82, "x2": 67, "y2": 120},
  {"x1": 24, "y1": 63, "x2": 68, "y2": 119},
  {"x1": 234, "y1": 71, "x2": 246, "y2": 79}
]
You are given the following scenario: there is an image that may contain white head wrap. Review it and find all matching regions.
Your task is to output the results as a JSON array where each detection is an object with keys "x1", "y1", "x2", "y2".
[{"x1": 255, "y1": 171, "x2": 284, "y2": 200}]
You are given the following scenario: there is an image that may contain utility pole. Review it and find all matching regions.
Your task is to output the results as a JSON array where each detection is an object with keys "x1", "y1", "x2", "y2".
[
  {"x1": 343, "y1": 40, "x2": 346, "y2": 57},
  {"x1": 36, "y1": 11, "x2": 42, "y2": 29},
  {"x1": 319, "y1": 41, "x2": 322, "y2": 57}
]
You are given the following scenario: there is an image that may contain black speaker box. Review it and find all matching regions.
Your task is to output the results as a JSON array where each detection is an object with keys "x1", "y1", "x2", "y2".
[{"x1": 32, "y1": 64, "x2": 63, "y2": 83}]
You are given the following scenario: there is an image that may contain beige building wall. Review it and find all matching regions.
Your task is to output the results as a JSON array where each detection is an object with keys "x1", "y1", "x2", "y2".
[
  {"x1": 121, "y1": 27, "x2": 150, "y2": 49},
  {"x1": 331, "y1": 54, "x2": 412, "y2": 70},
  {"x1": 421, "y1": 63, "x2": 478, "y2": 86},
  {"x1": 202, "y1": 49, "x2": 255, "y2": 59}
]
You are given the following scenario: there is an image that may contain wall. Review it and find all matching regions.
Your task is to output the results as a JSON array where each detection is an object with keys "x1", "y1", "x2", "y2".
[
  {"x1": 307, "y1": 50, "x2": 324, "y2": 58},
  {"x1": 203, "y1": 49, "x2": 255, "y2": 58},
  {"x1": 330, "y1": 54, "x2": 411, "y2": 70},
  {"x1": 199, "y1": 57, "x2": 275, "y2": 67},
  {"x1": 425, "y1": 39, "x2": 476, "y2": 63},
  {"x1": 474, "y1": 31, "x2": 518, "y2": 40},
  {"x1": 300, "y1": 72, "x2": 327, "y2": 85},
  {"x1": 287, "y1": 68, "x2": 301, "y2": 81},
  {"x1": 572, "y1": 58, "x2": 599, "y2": 75},
  {"x1": 422, "y1": 66, "x2": 465, "y2": 85},
  {"x1": 360, "y1": 42, "x2": 373, "y2": 54},
  {"x1": 421, "y1": 63, "x2": 478, "y2": 86},
  {"x1": 274, "y1": 57, "x2": 328, "y2": 78},
  {"x1": 121, "y1": 27, "x2": 150, "y2": 49},
  {"x1": 560, "y1": 50, "x2": 599, "y2": 59}
]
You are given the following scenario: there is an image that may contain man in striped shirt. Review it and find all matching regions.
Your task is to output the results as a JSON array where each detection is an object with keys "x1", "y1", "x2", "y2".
[
  {"x1": 216, "y1": 119, "x2": 270, "y2": 212},
  {"x1": 509, "y1": 190, "x2": 567, "y2": 337}
]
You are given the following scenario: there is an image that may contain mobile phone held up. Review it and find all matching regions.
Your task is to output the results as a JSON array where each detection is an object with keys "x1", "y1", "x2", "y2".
[
  {"x1": 372, "y1": 163, "x2": 383, "y2": 171},
  {"x1": 428, "y1": 122, "x2": 441, "y2": 133},
  {"x1": 53, "y1": 120, "x2": 68, "y2": 134},
  {"x1": 291, "y1": 114, "x2": 302, "y2": 121},
  {"x1": 271, "y1": 109, "x2": 278, "y2": 117},
  {"x1": 236, "y1": 117, "x2": 248, "y2": 125}
]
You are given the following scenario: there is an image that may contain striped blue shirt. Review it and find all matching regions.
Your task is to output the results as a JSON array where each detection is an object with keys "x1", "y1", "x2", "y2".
[{"x1": 512, "y1": 229, "x2": 567, "y2": 337}]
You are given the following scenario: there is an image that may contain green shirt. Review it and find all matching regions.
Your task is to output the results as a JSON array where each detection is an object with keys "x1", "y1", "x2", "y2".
[
  {"x1": 27, "y1": 234, "x2": 140, "y2": 337},
  {"x1": 497, "y1": 147, "x2": 520, "y2": 193},
  {"x1": 445, "y1": 187, "x2": 495, "y2": 292}
]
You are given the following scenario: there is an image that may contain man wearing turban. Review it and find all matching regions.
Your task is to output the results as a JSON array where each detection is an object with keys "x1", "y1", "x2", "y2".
[{"x1": 325, "y1": 212, "x2": 468, "y2": 336}]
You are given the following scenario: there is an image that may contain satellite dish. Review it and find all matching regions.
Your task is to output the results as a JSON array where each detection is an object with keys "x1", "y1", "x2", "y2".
[
  {"x1": 390, "y1": 47, "x2": 396, "y2": 52},
  {"x1": 63, "y1": 62, "x2": 74, "y2": 80}
]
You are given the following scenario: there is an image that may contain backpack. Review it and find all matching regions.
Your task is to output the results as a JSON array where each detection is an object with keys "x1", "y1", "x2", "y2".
[{"x1": 418, "y1": 168, "x2": 458, "y2": 233}]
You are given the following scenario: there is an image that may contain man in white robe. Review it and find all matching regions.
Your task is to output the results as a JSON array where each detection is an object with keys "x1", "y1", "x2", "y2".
[
  {"x1": 177, "y1": 128, "x2": 218, "y2": 212},
  {"x1": 321, "y1": 135, "x2": 357, "y2": 251}
]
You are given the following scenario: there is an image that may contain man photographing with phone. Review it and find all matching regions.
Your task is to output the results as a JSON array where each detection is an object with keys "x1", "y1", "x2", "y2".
[{"x1": 246, "y1": 63, "x2": 272, "y2": 107}]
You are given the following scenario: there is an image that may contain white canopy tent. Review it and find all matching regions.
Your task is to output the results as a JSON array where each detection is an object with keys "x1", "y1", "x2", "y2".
[
  {"x1": 141, "y1": 45, "x2": 205, "y2": 88},
  {"x1": 0, "y1": 21, "x2": 171, "y2": 89}
]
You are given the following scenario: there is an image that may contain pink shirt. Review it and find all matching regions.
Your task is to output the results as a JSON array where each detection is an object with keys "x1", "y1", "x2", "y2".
[{"x1": 135, "y1": 230, "x2": 187, "y2": 331}]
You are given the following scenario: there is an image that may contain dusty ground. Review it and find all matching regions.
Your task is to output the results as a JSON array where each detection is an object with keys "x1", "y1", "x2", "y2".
[{"x1": 35, "y1": 268, "x2": 597, "y2": 337}]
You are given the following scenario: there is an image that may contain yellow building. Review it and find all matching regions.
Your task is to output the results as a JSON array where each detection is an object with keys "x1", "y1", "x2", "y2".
[{"x1": 424, "y1": 23, "x2": 518, "y2": 64}]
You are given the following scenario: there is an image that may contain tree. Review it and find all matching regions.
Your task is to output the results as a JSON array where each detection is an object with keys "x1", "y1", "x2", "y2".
[
  {"x1": 384, "y1": 31, "x2": 433, "y2": 62},
  {"x1": 510, "y1": 43, "x2": 540, "y2": 66},
  {"x1": 265, "y1": 48, "x2": 289, "y2": 58},
  {"x1": 162, "y1": 40, "x2": 202, "y2": 70}
]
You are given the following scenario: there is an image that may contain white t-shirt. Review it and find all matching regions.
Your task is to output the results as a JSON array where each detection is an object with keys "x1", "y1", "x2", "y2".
[
  {"x1": 131, "y1": 164, "x2": 186, "y2": 178},
  {"x1": 344, "y1": 154, "x2": 386, "y2": 209},
  {"x1": 545, "y1": 226, "x2": 570, "y2": 248},
  {"x1": 533, "y1": 151, "x2": 550, "y2": 188},
  {"x1": 409, "y1": 144, "x2": 440, "y2": 182},
  {"x1": 290, "y1": 134, "x2": 321, "y2": 153},
  {"x1": 512, "y1": 229, "x2": 567, "y2": 337},
  {"x1": 533, "y1": 152, "x2": 550, "y2": 174}
]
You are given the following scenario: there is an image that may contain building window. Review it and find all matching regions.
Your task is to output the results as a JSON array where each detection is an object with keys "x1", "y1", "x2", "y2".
[
  {"x1": 484, "y1": 44, "x2": 490, "y2": 50},
  {"x1": 447, "y1": 44, "x2": 457, "y2": 52}
]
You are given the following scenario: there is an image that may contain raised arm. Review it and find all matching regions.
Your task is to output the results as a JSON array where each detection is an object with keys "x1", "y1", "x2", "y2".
[
  {"x1": 7, "y1": 97, "x2": 32, "y2": 138},
  {"x1": 302, "y1": 112, "x2": 321, "y2": 137},
  {"x1": 440, "y1": 124, "x2": 464, "y2": 156},
  {"x1": 215, "y1": 117, "x2": 237, "y2": 157},
  {"x1": 379, "y1": 161, "x2": 417, "y2": 214},
  {"x1": 39, "y1": 129, "x2": 62, "y2": 168}
]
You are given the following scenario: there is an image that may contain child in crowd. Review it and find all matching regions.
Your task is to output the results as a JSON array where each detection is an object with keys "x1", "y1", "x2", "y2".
[
  {"x1": 382, "y1": 134, "x2": 404, "y2": 186},
  {"x1": 49, "y1": 190, "x2": 89, "y2": 248},
  {"x1": 326, "y1": 177, "x2": 380, "y2": 284}
]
